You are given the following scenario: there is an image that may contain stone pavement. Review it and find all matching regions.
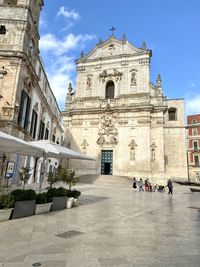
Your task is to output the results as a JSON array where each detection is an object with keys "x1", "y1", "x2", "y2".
[{"x1": 0, "y1": 176, "x2": 200, "y2": 267}]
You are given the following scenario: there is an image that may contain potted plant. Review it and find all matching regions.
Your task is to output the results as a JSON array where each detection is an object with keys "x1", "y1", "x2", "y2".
[
  {"x1": 47, "y1": 187, "x2": 67, "y2": 211},
  {"x1": 0, "y1": 194, "x2": 14, "y2": 222},
  {"x1": 60, "y1": 168, "x2": 79, "y2": 209},
  {"x1": 11, "y1": 189, "x2": 36, "y2": 219},
  {"x1": 35, "y1": 192, "x2": 52, "y2": 215},
  {"x1": 47, "y1": 172, "x2": 57, "y2": 189},
  {"x1": 18, "y1": 167, "x2": 31, "y2": 189},
  {"x1": 67, "y1": 189, "x2": 81, "y2": 207}
]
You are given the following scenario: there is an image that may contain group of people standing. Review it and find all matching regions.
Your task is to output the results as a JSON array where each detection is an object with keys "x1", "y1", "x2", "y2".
[{"x1": 132, "y1": 177, "x2": 173, "y2": 194}]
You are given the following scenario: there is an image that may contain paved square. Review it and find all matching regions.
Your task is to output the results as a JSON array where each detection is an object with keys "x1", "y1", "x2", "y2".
[{"x1": 0, "y1": 176, "x2": 200, "y2": 267}]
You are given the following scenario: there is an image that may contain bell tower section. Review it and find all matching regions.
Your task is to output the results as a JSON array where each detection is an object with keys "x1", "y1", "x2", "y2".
[{"x1": 0, "y1": 0, "x2": 44, "y2": 134}]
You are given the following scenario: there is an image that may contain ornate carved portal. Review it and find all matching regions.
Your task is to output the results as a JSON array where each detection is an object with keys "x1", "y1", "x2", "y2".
[
  {"x1": 129, "y1": 139, "x2": 137, "y2": 160},
  {"x1": 97, "y1": 111, "x2": 118, "y2": 147},
  {"x1": 81, "y1": 139, "x2": 89, "y2": 154}
]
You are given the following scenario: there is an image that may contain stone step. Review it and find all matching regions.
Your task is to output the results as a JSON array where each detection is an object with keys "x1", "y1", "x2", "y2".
[{"x1": 78, "y1": 174, "x2": 132, "y2": 187}]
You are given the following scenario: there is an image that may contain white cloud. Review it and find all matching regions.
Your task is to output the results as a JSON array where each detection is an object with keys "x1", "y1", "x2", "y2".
[
  {"x1": 40, "y1": 33, "x2": 94, "y2": 56},
  {"x1": 57, "y1": 6, "x2": 80, "y2": 20},
  {"x1": 185, "y1": 94, "x2": 200, "y2": 115},
  {"x1": 40, "y1": 33, "x2": 95, "y2": 110}
]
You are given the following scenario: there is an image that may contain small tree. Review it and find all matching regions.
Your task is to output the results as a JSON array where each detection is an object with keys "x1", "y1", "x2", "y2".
[
  {"x1": 61, "y1": 168, "x2": 79, "y2": 189},
  {"x1": 47, "y1": 172, "x2": 57, "y2": 189},
  {"x1": 18, "y1": 167, "x2": 31, "y2": 189}
]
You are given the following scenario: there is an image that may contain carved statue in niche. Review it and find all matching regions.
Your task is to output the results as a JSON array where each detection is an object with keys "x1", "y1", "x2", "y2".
[
  {"x1": 151, "y1": 142, "x2": 157, "y2": 162},
  {"x1": 129, "y1": 140, "x2": 137, "y2": 160},
  {"x1": 86, "y1": 75, "x2": 93, "y2": 90},
  {"x1": 97, "y1": 111, "x2": 118, "y2": 146},
  {"x1": 130, "y1": 69, "x2": 137, "y2": 86}
]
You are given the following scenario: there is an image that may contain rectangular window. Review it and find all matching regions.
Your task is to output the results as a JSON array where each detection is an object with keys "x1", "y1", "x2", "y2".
[
  {"x1": 18, "y1": 90, "x2": 31, "y2": 129},
  {"x1": 193, "y1": 141, "x2": 198, "y2": 151},
  {"x1": 30, "y1": 109, "x2": 38, "y2": 139},
  {"x1": 194, "y1": 155, "x2": 199, "y2": 166},
  {"x1": 38, "y1": 120, "x2": 45, "y2": 140},
  {"x1": 192, "y1": 128, "x2": 198, "y2": 136},
  {"x1": 45, "y1": 128, "x2": 49, "y2": 140},
  {"x1": 0, "y1": 25, "x2": 6, "y2": 35}
]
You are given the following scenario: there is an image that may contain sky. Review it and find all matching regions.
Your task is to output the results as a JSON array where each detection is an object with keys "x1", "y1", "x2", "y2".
[{"x1": 39, "y1": 0, "x2": 200, "y2": 115}]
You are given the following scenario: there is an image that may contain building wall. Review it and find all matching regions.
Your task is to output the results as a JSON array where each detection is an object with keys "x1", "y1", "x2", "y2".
[
  {"x1": 163, "y1": 99, "x2": 188, "y2": 179},
  {"x1": 0, "y1": 0, "x2": 63, "y2": 185},
  {"x1": 187, "y1": 114, "x2": 200, "y2": 181}
]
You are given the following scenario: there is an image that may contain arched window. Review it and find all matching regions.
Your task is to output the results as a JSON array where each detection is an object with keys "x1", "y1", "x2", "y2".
[
  {"x1": 105, "y1": 81, "x2": 114, "y2": 99},
  {"x1": 168, "y1": 107, "x2": 177, "y2": 121}
]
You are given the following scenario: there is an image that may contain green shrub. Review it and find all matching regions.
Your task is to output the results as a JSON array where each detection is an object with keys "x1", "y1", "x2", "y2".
[
  {"x1": 11, "y1": 189, "x2": 36, "y2": 202},
  {"x1": 0, "y1": 194, "x2": 14, "y2": 209},
  {"x1": 67, "y1": 189, "x2": 81, "y2": 199},
  {"x1": 47, "y1": 187, "x2": 67, "y2": 202},
  {"x1": 57, "y1": 187, "x2": 67, "y2": 196},
  {"x1": 36, "y1": 192, "x2": 48, "y2": 204}
]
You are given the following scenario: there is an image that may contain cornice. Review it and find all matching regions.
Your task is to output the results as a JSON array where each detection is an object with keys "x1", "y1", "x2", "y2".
[{"x1": 77, "y1": 52, "x2": 150, "y2": 65}]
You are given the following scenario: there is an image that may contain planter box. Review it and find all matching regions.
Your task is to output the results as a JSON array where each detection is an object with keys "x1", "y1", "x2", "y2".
[
  {"x1": 51, "y1": 197, "x2": 66, "y2": 211},
  {"x1": 35, "y1": 202, "x2": 52, "y2": 215},
  {"x1": 11, "y1": 200, "x2": 36, "y2": 219},
  {"x1": 0, "y1": 208, "x2": 13, "y2": 222},
  {"x1": 66, "y1": 197, "x2": 74, "y2": 209}
]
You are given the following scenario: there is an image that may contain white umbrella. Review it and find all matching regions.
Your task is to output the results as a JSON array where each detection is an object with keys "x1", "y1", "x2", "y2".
[
  {"x1": 0, "y1": 131, "x2": 44, "y2": 157},
  {"x1": 29, "y1": 140, "x2": 95, "y2": 161}
]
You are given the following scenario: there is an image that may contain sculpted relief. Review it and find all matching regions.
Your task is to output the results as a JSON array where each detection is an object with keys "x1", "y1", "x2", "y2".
[
  {"x1": 99, "y1": 69, "x2": 122, "y2": 83},
  {"x1": 86, "y1": 74, "x2": 93, "y2": 90},
  {"x1": 129, "y1": 139, "x2": 137, "y2": 160},
  {"x1": 97, "y1": 112, "x2": 118, "y2": 146}
]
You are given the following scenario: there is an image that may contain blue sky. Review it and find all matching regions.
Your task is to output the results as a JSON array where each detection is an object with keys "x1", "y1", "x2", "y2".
[{"x1": 39, "y1": 0, "x2": 200, "y2": 114}]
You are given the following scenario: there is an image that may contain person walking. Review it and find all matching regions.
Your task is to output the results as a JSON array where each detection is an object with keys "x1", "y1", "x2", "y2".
[
  {"x1": 139, "y1": 178, "x2": 144, "y2": 192},
  {"x1": 167, "y1": 179, "x2": 173, "y2": 194},
  {"x1": 144, "y1": 179, "x2": 149, "y2": 191},
  {"x1": 132, "y1": 177, "x2": 137, "y2": 190}
]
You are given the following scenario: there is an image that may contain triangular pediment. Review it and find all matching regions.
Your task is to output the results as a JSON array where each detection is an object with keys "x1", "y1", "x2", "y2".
[{"x1": 77, "y1": 36, "x2": 144, "y2": 62}]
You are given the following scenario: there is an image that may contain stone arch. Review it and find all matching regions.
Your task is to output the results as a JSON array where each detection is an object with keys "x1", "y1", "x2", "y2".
[{"x1": 105, "y1": 80, "x2": 114, "y2": 99}]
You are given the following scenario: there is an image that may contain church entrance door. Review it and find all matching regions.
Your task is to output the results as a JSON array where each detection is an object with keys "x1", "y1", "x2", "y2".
[{"x1": 101, "y1": 150, "x2": 113, "y2": 175}]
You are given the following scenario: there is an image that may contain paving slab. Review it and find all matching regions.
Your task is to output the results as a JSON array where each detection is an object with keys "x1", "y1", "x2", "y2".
[{"x1": 0, "y1": 176, "x2": 200, "y2": 266}]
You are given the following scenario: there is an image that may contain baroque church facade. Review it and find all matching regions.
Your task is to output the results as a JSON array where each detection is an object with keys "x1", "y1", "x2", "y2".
[{"x1": 63, "y1": 34, "x2": 187, "y2": 182}]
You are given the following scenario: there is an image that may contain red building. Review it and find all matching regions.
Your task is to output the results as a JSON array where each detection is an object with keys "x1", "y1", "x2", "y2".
[{"x1": 187, "y1": 114, "x2": 200, "y2": 181}]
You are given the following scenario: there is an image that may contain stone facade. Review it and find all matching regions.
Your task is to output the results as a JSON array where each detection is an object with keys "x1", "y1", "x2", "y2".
[
  {"x1": 187, "y1": 114, "x2": 200, "y2": 181},
  {"x1": 63, "y1": 35, "x2": 188, "y2": 183},
  {"x1": 0, "y1": 0, "x2": 63, "y2": 184}
]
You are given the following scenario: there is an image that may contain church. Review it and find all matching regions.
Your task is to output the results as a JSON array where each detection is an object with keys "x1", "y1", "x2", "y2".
[{"x1": 63, "y1": 33, "x2": 187, "y2": 183}]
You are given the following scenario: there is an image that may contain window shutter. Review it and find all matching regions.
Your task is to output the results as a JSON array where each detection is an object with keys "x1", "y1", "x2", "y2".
[
  {"x1": 24, "y1": 97, "x2": 31, "y2": 129},
  {"x1": 18, "y1": 90, "x2": 25, "y2": 125}
]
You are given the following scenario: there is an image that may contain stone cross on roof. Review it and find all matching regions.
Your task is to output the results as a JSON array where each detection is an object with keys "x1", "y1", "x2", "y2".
[{"x1": 109, "y1": 26, "x2": 116, "y2": 36}]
